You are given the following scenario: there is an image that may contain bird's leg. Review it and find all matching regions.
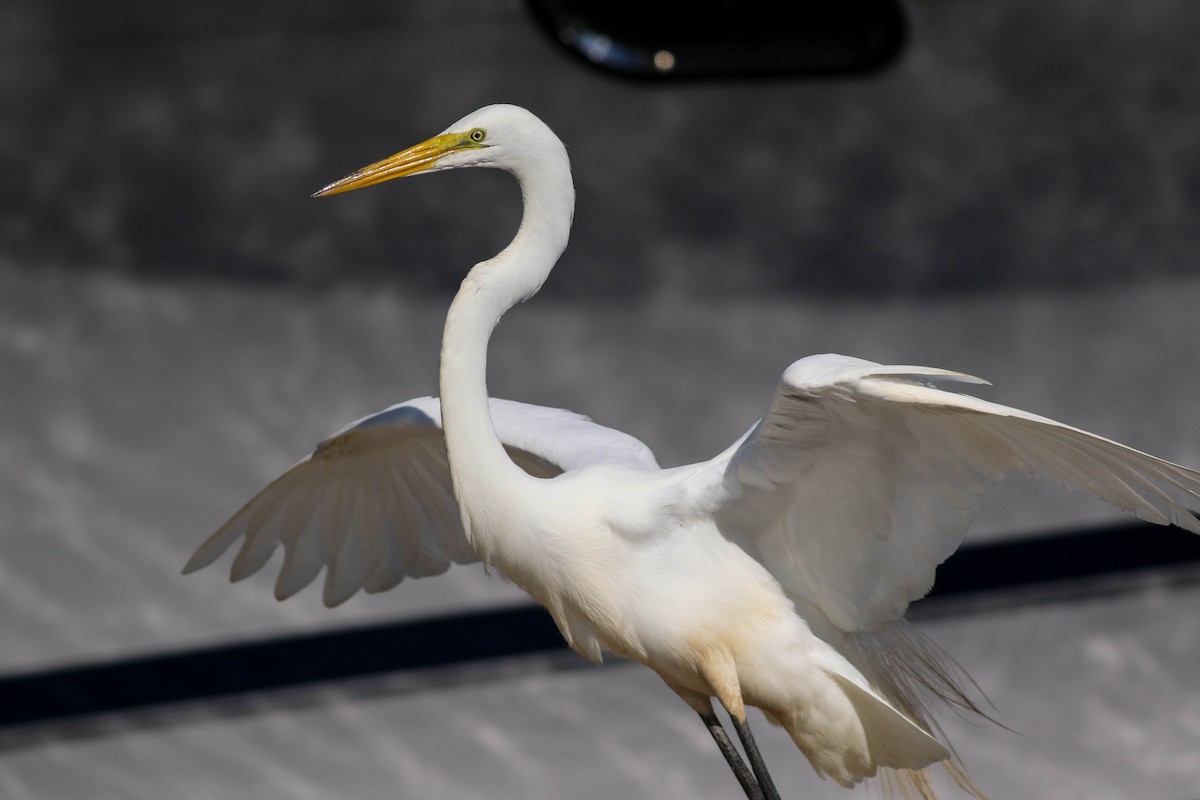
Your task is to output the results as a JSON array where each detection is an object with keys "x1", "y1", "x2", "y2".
[
  {"x1": 727, "y1": 712, "x2": 782, "y2": 800},
  {"x1": 664, "y1": 679, "x2": 764, "y2": 800},
  {"x1": 698, "y1": 709, "x2": 763, "y2": 800},
  {"x1": 690, "y1": 654, "x2": 784, "y2": 800}
]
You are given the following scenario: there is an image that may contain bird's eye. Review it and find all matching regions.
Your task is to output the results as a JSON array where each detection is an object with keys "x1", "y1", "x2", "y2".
[{"x1": 468, "y1": 128, "x2": 487, "y2": 143}]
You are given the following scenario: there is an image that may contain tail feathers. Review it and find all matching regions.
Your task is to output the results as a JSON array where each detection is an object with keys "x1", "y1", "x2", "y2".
[
  {"x1": 842, "y1": 619, "x2": 1001, "y2": 728},
  {"x1": 761, "y1": 653, "x2": 985, "y2": 798},
  {"x1": 840, "y1": 620, "x2": 996, "y2": 799},
  {"x1": 828, "y1": 672, "x2": 989, "y2": 800},
  {"x1": 880, "y1": 761, "x2": 987, "y2": 800},
  {"x1": 765, "y1": 671, "x2": 948, "y2": 791},
  {"x1": 828, "y1": 672, "x2": 949, "y2": 769}
]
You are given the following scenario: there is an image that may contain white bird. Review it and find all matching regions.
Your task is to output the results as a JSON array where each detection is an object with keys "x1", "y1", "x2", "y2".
[{"x1": 185, "y1": 104, "x2": 1200, "y2": 799}]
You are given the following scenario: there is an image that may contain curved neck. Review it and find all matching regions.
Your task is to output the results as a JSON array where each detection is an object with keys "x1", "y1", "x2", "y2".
[{"x1": 439, "y1": 154, "x2": 574, "y2": 547}]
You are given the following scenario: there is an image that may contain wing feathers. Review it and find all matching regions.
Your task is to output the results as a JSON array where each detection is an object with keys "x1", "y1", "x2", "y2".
[
  {"x1": 276, "y1": 535, "x2": 324, "y2": 601},
  {"x1": 187, "y1": 396, "x2": 659, "y2": 606},
  {"x1": 710, "y1": 353, "x2": 1200, "y2": 632}
]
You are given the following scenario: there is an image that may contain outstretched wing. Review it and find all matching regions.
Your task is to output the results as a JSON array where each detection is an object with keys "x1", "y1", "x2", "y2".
[
  {"x1": 185, "y1": 396, "x2": 658, "y2": 607},
  {"x1": 703, "y1": 354, "x2": 1200, "y2": 632}
]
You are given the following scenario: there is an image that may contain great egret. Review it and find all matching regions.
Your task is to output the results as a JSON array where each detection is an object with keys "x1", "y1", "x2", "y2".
[{"x1": 186, "y1": 104, "x2": 1200, "y2": 799}]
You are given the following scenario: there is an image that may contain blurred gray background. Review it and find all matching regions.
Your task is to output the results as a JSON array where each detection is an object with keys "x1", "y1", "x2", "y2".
[{"x1": 2, "y1": 0, "x2": 1200, "y2": 798}]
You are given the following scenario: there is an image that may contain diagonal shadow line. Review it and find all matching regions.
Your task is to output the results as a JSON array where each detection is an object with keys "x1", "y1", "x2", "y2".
[
  {"x1": 0, "y1": 521, "x2": 1197, "y2": 740},
  {"x1": 0, "y1": 604, "x2": 565, "y2": 733}
]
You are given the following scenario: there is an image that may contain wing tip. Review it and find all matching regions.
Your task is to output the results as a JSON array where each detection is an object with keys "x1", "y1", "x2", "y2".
[
  {"x1": 180, "y1": 554, "x2": 208, "y2": 576},
  {"x1": 322, "y1": 579, "x2": 361, "y2": 608},
  {"x1": 181, "y1": 540, "x2": 231, "y2": 576}
]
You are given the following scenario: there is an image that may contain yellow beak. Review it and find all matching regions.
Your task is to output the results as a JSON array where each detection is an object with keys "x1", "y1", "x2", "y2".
[{"x1": 312, "y1": 131, "x2": 478, "y2": 197}]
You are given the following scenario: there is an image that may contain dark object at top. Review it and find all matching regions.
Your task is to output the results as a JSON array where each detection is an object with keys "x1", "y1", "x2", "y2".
[{"x1": 527, "y1": 0, "x2": 907, "y2": 79}]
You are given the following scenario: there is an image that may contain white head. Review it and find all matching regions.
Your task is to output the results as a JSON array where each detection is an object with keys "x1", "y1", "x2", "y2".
[{"x1": 313, "y1": 104, "x2": 570, "y2": 197}]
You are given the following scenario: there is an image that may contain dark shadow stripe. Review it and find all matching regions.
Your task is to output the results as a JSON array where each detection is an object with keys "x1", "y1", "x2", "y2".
[
  {"x1": 0, "y1": 606, "x2": 564, "y2": 730},
  {"x1": 1, "y1": 521, "x2": 1198, "y2": 730},
  {"x1": 928, "y1": 521, "x2": 1200, "y2": 595}
]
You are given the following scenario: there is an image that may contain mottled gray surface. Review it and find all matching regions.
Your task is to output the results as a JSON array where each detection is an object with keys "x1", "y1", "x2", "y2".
[
  {"x1": 2, "y1": 0, "x2": 1198, "y2": 296},
  {"x1": 3, "y1": 580, "x2": 1199, "y2": 800},
  {"x1": 2, "y1": 0, "x2": 1200, "y2": 797},
  {"x1": 4, "y1": 269, "x2": 1200, "y2": 677}
]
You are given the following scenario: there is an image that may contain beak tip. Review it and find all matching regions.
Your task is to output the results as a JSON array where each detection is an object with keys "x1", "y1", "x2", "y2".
[{"x1": 310, "y1": 135, "x2": 445, "y2": 200}]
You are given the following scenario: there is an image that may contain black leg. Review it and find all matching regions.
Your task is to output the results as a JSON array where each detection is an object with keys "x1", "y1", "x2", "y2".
[
  {"x1": 730, "y1": 714, "x2": 782, "y2": 800},
  {"x1": 698, "y1": 711, "x2": 763, "y2": 800}
]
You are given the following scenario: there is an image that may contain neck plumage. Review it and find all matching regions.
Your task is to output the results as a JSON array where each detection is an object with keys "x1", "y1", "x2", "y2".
[{"x1": 439, "y1": 148, "x2": 574, "y2": 550}]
